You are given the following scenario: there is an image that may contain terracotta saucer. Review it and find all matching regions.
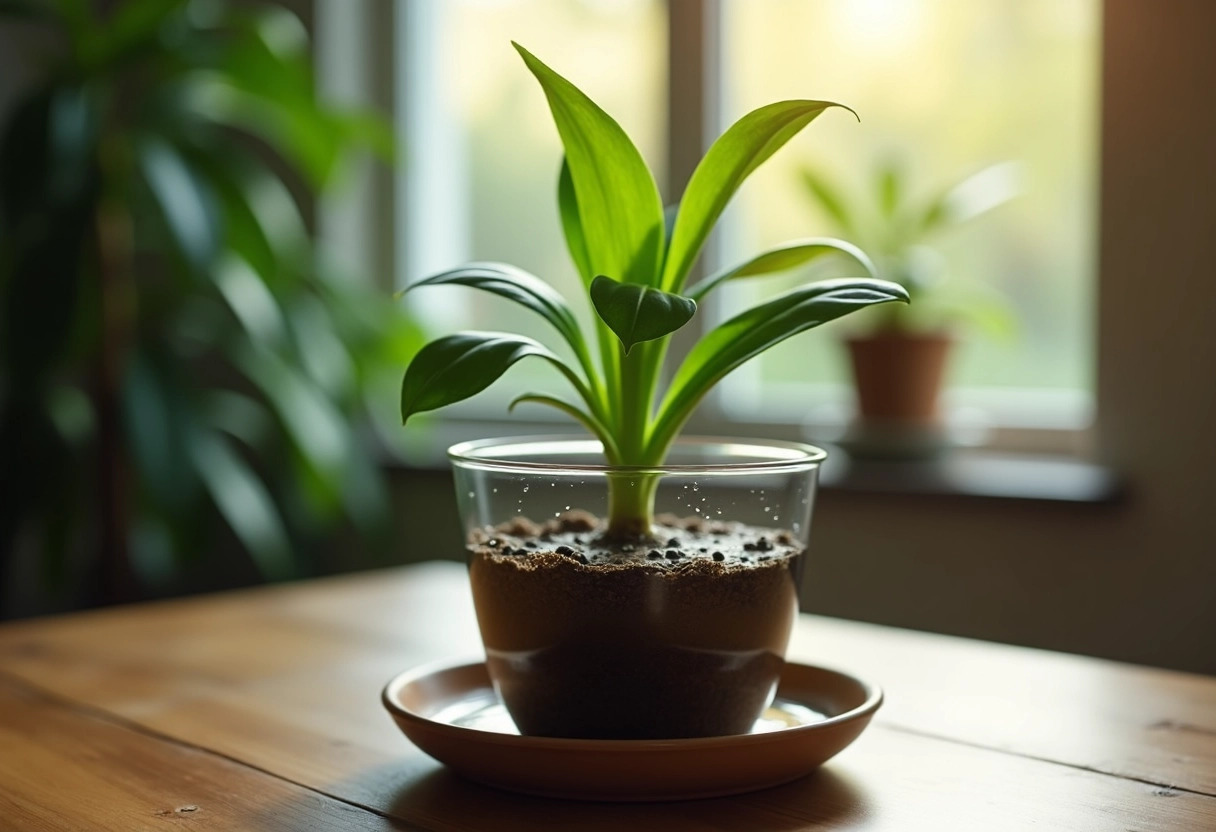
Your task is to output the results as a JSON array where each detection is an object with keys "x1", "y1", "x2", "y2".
[{"x1": 382, "y1": 660, "x2": 882, "y2": 802}]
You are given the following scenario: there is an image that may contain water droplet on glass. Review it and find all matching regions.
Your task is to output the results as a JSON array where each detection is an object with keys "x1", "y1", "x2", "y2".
[
  {"x1": 764, "y1": 506, "x2": 771, "y2": 513},
  {"x1": 522, "y1": 486, "x2": 529, "y2": 493},
  {"x1": 467, "y1": 491, "x2": 474, "y2": 498},
  {"x1": 564, "y1": 505, "x2": 571, "y2": 511}
]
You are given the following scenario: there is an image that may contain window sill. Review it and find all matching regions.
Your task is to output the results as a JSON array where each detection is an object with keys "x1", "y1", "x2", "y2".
[
  {"x1": 817, "y1": 447, "x2": 1123, "y2": 505},
  {"x1": 384, "y1": 417, "x2": 1123, "y2": 506}
]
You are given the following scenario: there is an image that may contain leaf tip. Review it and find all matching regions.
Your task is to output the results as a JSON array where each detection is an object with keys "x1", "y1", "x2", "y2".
[
  {"x1": 511, "y1": 41, "x2": 536, "y2": 64},
  {"x1": 822, "y1": 101, "x2": 861, "y2": 123}
]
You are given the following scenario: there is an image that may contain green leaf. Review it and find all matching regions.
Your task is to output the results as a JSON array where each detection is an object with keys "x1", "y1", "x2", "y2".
[
  {"x1": 137, "y1": 136, "x2": 220, "y2": 276},
  {"x1": 919, "y1": 161, "x2": 1023, "y2": 235},
  {"x1": 877, "y1": 160, "x2": 903, "y2": 220},
  {"x1": 285, "y1": 294, "x2": 354, "y2": 398},
  {"x1": 590, "y1": 275, "x2": 696, "y2": 355},
  {"x1": 405, "y1": 262, "x2": 584, "y2": 356},
  {"x1": 190, "y1": 430, "x2": 294, "y2": 580},
  {"x1": 514, "y1": 42, "x2": 664, "y2": 287},
  {"x1": 509, "y1": 392, "x2": 620, "y2": 463},
  {"x1": 122, "y1": 351, "x2": 198, "y2": 514},
  {"x1": 83, "y1": 0, "x2": 184, "y2": 69},
  {"x1": 229, "y1": 341, "x2": 352, "y2": 499},
  {"x1": 181, "y1": 77, "x2": 342, "y2": 190},
  {"x1": 652, "y1": 278, "x2": 908, "y2": 449},
  {"x1": 662, "y1": 100, "x2": 855, "y2": 292},
  {"x1": 800, "y1": 166, "x2": 856, "y2": 237},
  {"x1": 213, "y1": 255, "x2": 287, "y2": 347},
  {"x1": 686, "y1": 238, "x2": 876, "y2": 302},
  {"x1": 401, "y1": 332, "x2": 587, "y2": 424},
  {"x1": 557, "y1": 157, "x2": 592, "y2": 284}
]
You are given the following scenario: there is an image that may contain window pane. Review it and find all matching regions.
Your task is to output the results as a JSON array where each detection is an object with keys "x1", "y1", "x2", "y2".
[
  {"x1": 717, "y1": 0, "x2": 1098, "y2": 417},
  {"x1": 400, "y1": 0, "x2": 666, "y2": 398}
]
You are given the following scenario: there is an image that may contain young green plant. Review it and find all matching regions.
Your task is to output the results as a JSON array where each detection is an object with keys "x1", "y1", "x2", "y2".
[{"x1": 400, "y1": 44, "x2": 909, "y2": 539}]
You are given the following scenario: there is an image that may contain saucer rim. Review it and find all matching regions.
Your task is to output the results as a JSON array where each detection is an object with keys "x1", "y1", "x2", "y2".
[{"x1": 381, "y1": 657, "x2": 883, "y2": 750}]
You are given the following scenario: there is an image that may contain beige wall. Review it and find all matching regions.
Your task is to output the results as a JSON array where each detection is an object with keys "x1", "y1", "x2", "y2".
[{"x1": 804, "y1": 0, "x2": 1216, "y2": 675}]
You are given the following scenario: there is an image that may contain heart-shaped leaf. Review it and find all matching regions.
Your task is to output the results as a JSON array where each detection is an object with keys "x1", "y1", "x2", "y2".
[
  {"x1": 662, "y1": 100, "x2": 856, "y2": 292},
  {"x1": 515, "y1": 42, "x2": 665, "y2": 287},
  {"x1": 590, "y1": 275, "x2": 696, "y2": 355},
  {"x1": 401, "y1": 332, "x2": 586, "y2": 423},
  {"x1": 686, "y1": 238, "x2": 876, "y2": 302},
  {"x1": 651, "y1": 278, "x2": 908, "y2": 450}
]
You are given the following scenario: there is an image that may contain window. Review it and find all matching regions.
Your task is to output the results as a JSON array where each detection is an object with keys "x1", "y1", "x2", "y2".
[
  {"x1": 320, "y1": 0, "x2": 1100, "y2": 456},
  {"x1": 715, "y1": 0, "x2": 1098, "y2": 444}
]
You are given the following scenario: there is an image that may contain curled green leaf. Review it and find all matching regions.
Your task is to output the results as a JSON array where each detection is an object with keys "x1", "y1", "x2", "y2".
[
  {"x1": 686, "y1": 238, "x2": 876, "y2": 302},
  {"x1": 401, "y1": 332, "x2": 589, "y2": 424},
  {"x1": 509, "y1": 392, "x2": 621, "y2": 463},
  {"x1": 590, "y1": 275, "x2": 696, "y2": 355},
  {"x1": 651, "y1": 278, "x2": 909, "y2": 452},
  {"x1": 404, "y1": 262, "x2": 584, "y2": 354}
]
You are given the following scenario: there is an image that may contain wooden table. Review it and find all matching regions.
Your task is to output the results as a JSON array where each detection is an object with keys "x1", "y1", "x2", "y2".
[{"x1": 1, "y1": 561, "x2": 1214, "y2": 830}]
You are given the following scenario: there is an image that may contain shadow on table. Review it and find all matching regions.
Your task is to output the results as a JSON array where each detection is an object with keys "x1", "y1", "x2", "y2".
[{"x1": 383, "y1": 765, "x2": 872, "y2": 830}]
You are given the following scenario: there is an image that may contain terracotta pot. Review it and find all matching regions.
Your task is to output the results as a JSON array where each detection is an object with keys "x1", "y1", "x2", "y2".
[
  {"x1": 845, "y1": 331, "x2": 953, "y2": 427},
  {"x1": 448, "y1": 436, "x2": 826, "y2": 740}
]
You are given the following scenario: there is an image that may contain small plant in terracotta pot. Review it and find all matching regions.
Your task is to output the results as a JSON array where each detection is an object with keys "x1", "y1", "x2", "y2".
[
  {"x1": 400, "y1": 44, "x2": 907, "y2": 739},
  {"x1": 801, "y1": 159, "x2": 1020, "y2": 454}
]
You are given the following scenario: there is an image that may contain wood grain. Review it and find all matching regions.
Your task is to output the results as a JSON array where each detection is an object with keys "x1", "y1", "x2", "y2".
[
  {"x1": 2, "y1": 561, "x2": 1215, "y2": 831},
  {"x1": 0, "y1": 676, "x2": 408, "y2": 831}
]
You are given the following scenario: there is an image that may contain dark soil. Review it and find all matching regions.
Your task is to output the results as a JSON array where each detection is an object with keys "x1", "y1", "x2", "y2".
[{"x1": 468, "y1": 512, "x2": 802, "y2": 739}]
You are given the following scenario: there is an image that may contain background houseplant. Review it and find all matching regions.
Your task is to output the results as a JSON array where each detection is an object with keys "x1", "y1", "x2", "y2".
[
  {"x1": 399, "y1": 44, "x2": 907, "y2": 739},
  {"x1": 0, "y1": 0, "x2": 420, "y2": 610},
  {"x1": 801, "y1": 158, "x2": 1020, "y2": 452}
]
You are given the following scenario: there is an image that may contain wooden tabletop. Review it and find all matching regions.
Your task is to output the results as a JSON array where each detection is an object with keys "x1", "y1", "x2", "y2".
[{"x1": 1, "y1": 561, "x2": 1214, "y2": 831}]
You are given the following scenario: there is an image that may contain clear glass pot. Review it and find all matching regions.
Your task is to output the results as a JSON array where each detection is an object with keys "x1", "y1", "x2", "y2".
[{"x1": 449, "y1": 436, "x2": 826, "y2": 740}]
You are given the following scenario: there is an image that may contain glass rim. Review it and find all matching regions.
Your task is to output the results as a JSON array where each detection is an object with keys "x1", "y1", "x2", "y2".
[{"x1": 447, "y1": 435, "x2": 827, "y2": 475}]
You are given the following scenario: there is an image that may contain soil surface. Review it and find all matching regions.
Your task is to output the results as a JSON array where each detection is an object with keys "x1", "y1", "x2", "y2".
[{"x1": 468, "y1": 512, "x2": 803, "y2": 739}]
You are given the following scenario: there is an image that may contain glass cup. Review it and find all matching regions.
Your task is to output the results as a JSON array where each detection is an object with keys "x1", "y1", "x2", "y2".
[{"x1": 449, "y1": 435, "x2": 826, "y2": 739}]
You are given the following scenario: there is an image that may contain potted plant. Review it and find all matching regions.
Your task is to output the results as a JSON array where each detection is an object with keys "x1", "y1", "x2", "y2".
[
  {"x1": 399, "y1": 44, "x2": 907, "y2": 739},
  {"x1": 801, "y1": 159, "x2": 1020, "y2": 456},
  {"x1": 0, "y1": 0, "x2": 416, "y2": 606}
]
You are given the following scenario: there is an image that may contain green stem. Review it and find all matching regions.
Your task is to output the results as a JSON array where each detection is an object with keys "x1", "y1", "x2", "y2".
[
  {"x1": 605, "y1": 471, "x2": 661, "y2": 541},
  {"x1": 603, "y1": 338, "x2": 668, "y2": 539},
  {"x1": 594, "y1": 321, "x2": 620, "y2": 433}
]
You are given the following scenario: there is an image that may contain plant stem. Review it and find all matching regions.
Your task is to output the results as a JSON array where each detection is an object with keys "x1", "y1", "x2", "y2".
[
  {"x1": 604, "y1": 471, "x2": 660, "y2": 540},
  {"x1": 603, "y1": 339, "x2": 668, "y2": 539}
]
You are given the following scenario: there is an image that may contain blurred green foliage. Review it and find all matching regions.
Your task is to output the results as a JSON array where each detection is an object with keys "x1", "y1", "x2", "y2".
[
  {"x1": 0, "y1": 0, "x2": 422, "y2": 600},
  {"x1": 800, "y1": 158, "x2": 1022, "y2": 337}
]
